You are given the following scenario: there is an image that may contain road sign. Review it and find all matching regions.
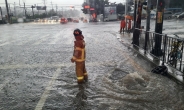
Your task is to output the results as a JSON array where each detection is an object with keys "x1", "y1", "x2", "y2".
[
  {"x1": 84, "y1": 5, "x2": 90, "y2": 9},
  {"x1": 36, "y1": 6, "x2": 46, "y2": 10}
]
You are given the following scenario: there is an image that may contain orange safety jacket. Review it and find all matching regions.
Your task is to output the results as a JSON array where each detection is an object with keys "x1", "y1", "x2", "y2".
[
  {"x1": 128, "y1": 20, "x2": 131, "y2": 29},
  {"x1": 121, "y1": 20, "x2": 126, "y2": 28},
  {"x1": 72, "y1": 40, "x2": 86, "y2": 62}
]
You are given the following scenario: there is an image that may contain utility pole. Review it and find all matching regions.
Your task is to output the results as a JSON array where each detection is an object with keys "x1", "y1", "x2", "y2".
[
  {"x1": 51, "y1": 1, "x2": 53, "y2": 17},
  {"x1": 0, "y1": 7, "x2": 3, "y2": 21},
  {"x1": 125, "y1": 0, "x2": 128, "y2": 31},
  {"x1": 43, "y1": 0, "x2": 47, "y2": 14},
  {"x1": 8, "y1": 4, "x2": 11, "y2": 14},
  {"x1": 5, "y1": 0, "x2": 10, "y2": 24},
  {"x1": 56, "y1": 5, "x2": 57, "y2": 15},
  {"x1": 133, "y1": 0, "x2": 137, "y2": 29},
  {"x1": 144, "y1": 0, "x2": 151, "y2": 53},
  {"x1": 24, "y1": 2, "x2": 26, "y2": 17},
  {"x1": 61, "y1": 7, "x2": 63, "y2": 17},
  {"x1": 103, "y1": 1, "x2": 105, "y2": 22},
  {"x1": 151, "y1": 0, "x2": 165, "y2": 56},
  {"x1": 31, "y1": 5, "x2": 35, "y2": 19},
  {"x1": 132, "y1": 0, "x2": 143, "y2": 46},
  {"x1": 14, "y1": 2, "x2": 16, "y2": 17},
  {"x1": 8, "y1": 3, "x2": 12, "y2": 23}
]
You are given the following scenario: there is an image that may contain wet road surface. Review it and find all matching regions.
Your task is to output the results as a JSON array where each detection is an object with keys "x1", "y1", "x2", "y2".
[{"x1": 0, "y1": 21, "x2": 184, "y2": 110}]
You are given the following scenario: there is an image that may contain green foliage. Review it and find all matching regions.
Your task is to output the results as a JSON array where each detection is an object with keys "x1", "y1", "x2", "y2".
[
  {"x1": 117, "y1": 3, "x2": 125, "y2": 14},
  {"x1": 104, "y1": 0, "x2": 109, "y2": 5},
  {"x1": 116, "y1": 3, "x2": 131, "y2": 14},
  {"x1": 169, "y1": 0, "x2": 184, "y2": 9}
]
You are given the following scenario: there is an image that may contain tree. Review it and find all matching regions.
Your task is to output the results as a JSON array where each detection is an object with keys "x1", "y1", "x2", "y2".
[
  {"x1": 104, "y1": 0, "x2": 109, "y2": 5},
  {"x1": 169, "y1": 0, "x2": 184, "y2": 9},
  {"x1": 117, "y1": 3, "x2": 125, "y2": 14}
]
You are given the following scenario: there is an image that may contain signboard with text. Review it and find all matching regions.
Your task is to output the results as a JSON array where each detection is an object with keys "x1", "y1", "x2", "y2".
[{"x1": 36, "y1": 6, "x2": 46, "y2": 10}]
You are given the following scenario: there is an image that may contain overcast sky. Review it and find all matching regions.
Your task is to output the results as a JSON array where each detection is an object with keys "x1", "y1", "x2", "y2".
[{"x1": 0, "y1": 0, "x2": 125, "y2": 5}]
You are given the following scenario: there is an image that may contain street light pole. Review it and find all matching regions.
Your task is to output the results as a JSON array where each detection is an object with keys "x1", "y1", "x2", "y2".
[
  {"x1": 14, "y1": 2, "x2": 16, "y2": 17},
  {"x1": 0, "y1": 7, "x2": 3, "y2": 21},
  {"x1": 5, "y1": 0, "x2": 10, "y2": 24},
  {"x1": 31, "y1": 5, "x2": 35, "y2": 19},
  {"x1": 125, "y1": 0, "x2": 128, "y2": 31},
  {"x1": 133, "y1": 0, "x2": 137, "y2": 29},
  {"x1": 62, "y1": 7, "x2": 63, "y2": 17},
  {"x1": 51, "y1": 1, "x2": 53, "y2": 17},
  {"x1": 151, "y1": 0, "x2": 165, "y2": 56},
  {"x1": 132, "y1": 0, "x2": 143, "y2": 46}
]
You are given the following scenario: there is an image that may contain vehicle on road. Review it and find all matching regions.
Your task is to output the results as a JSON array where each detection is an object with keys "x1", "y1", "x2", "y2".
[
  {"x1": 34, "y1": 18, "x2": 40, "y2": 22},
  {"x1": 67, "y1": 18, "x2": 73, "y2": 22},
  {"x1": 51, "y1": 16, "x2": 60, "y2": 22},
  {"x1": 73, "y1": 18, "x2": 79, "y2": 23},
  {"x1": 164, "y1": 11, "x2": 173, "y2": 19},
  {"x1": 150, "y1": 10, "x2": 156, "y2": 19},
  {"x1": 177, "y1": 12, "x2": 184, "y2": 19},
  {"x1": 60, "y1": 18, "x2": 68, "y2": 24},
  {"x1": 172, "y1": 12, "x2": 183, "y2": 18},
  {"x1": 83, "y1": 19, "x2": 88, "y2": 23}
]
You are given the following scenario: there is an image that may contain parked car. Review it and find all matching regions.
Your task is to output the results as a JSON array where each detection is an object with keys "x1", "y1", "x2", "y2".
[
  {"x1": 67, "y1": 18, "x2": 73, "y2": 22},
  {"x1": 150, "y1": 10, "x2": 156, "y2": 19},
  {"x1": 83, "y1": 19, "x2": 88, "y2": 23},
  {"x1": 73, "y1": 18, "x2": 79, "y2": 23},
  {"x1": 177, "y1": 12, "x2": 184, "y2": 19},
  {"x1": 34, "y1": 18, "x2": 40, "y2": 22},
  {"x1": 60, "y1": 18, "x2": 68, "y2": 24},
  {"x1": 172, "y1": 12, "x2": 183, "y2": 18},
  {"x1": 164, "y1": 11, "x2": 173, "y2": 19}
]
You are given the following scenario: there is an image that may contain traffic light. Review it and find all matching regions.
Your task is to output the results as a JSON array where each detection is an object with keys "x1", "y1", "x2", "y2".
[
  {"x1": 159, "y1": 0, "x2": 165, "y2": 9},
  {"x1": 81, "y1": 9, "x2": 88, "y2": 14}
]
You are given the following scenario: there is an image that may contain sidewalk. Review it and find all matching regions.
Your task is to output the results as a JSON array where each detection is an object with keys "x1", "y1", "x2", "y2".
[{"x1": 117, "y1": 32, "x2": 184, "y2": 84}]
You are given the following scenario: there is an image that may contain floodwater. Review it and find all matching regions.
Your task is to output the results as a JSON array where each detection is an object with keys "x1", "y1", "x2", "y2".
[{"x1": 0, "y1": 21, "x2": 184, "y2": 110}]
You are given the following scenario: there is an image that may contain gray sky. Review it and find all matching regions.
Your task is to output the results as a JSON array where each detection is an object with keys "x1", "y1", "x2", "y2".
[{"x1": 0, "y1": 0, "x2": 125, "y2": 5}]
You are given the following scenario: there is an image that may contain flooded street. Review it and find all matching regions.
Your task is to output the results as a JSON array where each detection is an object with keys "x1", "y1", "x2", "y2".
[{"x1": 0, "y1": 21, "x2": 184, "y2": 110}]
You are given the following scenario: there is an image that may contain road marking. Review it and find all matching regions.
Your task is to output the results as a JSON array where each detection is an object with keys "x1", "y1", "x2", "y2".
[
  {"x1": 35, "y1": 68, "x2": 61, "y2": 110},
  {"x1": 0, "y1": 42, "x2": 10, "y2": 46},
  {"x1": 0, "y1": 34, "x2": 31, "y2": 46},
  {"x1": 33, "y1": 34, "x2": 50, "y2": 45},
  {"x1": 0, "y1": 61, "x2": 114, "y2": 70},
  {"x1": 48, "y1": 32, "x2": 61, "y2": 44},
  {"x1": 17, "y1": 35, "x2": 35, "y2": 45}
]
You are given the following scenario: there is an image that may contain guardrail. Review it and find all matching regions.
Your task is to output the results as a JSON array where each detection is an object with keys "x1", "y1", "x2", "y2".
[{"x1": 133, "y1": 28, "x2": 184, "y2": 82}]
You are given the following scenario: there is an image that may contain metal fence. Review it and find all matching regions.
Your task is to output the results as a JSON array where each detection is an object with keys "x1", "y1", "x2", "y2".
[{"x1": 133, "y1": 28, "x2": 184, "y2": 80}]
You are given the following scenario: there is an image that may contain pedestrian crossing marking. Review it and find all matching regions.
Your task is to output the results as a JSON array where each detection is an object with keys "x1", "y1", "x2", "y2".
[
  {"x1": 0, "y1": 42, "x2": 10, "y2": 46},
  {"x1": 35, "y1": 68, "x2": 61, "y2": 110},
  {"x1": 33, "y1": 34, "x2": 50, "y2": 45},
  {"x1": 0, "y1": 61, "x2": 115, "y2": 70},
  {"x1": 48, "y1": 32, "x2": 61, "y2": 44}
]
